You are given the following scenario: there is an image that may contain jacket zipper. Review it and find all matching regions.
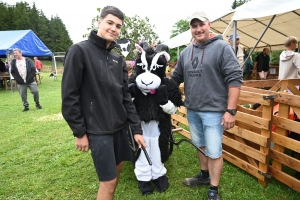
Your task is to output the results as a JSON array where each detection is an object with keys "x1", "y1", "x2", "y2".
[{"x1": 106, "y1": 50, "x2": 114, "y2": 133}]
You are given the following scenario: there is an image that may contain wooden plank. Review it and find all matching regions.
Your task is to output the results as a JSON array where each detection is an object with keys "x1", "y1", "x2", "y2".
[
  {"x1": 171, "y1": 114, "x2": 189, "y2": 126},
  {"x1": 236, "y1": 112, "x2": 270, "y2": 130},
  {"x1": 241, "y1": 86, "x2": 300, "y2": 107},
  {"x1": 236, "y1": 121, "x2": 262, "y2": 134},
  {"x1": 290, "y1": 106, "x2": 300, "y2": 120},
  {"x1": 237, "y1": 105, "x2": 262, "y2": 117},
  {"x1": 272, "y1": 104, "x2": 289, "y2": 170},
  {"x1": 223, "y1": 135, "x2": 267, "y2": 163},
  {"x1": 242, "y1": 79, "x2": 280, "y2": 88},
  {"x1": 227, "y1": 126, "x2": 268, "y2": 147},
  {"x1": 271, "y1": 132, "x2": 300, "y2": 153},
  {"x1": 223, "y1": 151, "x2": 264, "y2": 180},
  {"x1": 273, "y1": 115, "x2": 300, "y2": 134},
  {"x1": 234, "y1": 135, "x2": 259, "y2": 167},
  {"x1": 287, "y1": 81, "x2": 300, "y2": 95},
  {"x1": 269, "y1": 166, "x2": 300, "y2": 192},
  {"x1": 258, "y1": 104, "x2": 273, "y2": 187},
  {"x1": 172, "y1": 124, "x2": 191, "y2": 139},
  {"x1": 270, "y1": 149, "x2": 300, "y2": 171},
  {"x1": 172, "y1": 112, "x2": 185, "y2": 126},
  {"x1": 242, "y1": 86, "x2": 273, "y2": 95},
  {"x1": 177, "y1": 106, "x2": 187, "y2": 115},
  {"x1": 239, "y1": 90, "x2": 272, "y2": 106}
]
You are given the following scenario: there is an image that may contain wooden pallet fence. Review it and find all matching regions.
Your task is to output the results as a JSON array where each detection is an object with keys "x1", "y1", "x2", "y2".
[{"x1": 171, "y1": 79, "x2": 300, "y2": 191}]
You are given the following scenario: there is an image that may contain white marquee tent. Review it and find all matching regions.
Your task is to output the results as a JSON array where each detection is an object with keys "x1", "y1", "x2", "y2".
[{"x1": 163, "y1": 0, "x2": 300, "y2": 52}]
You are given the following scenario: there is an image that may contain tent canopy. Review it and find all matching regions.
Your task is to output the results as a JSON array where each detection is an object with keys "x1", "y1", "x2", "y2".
[
  {"x1": 164, "y1": 0, "x2": 300, "y2": 51},
  {"x1": 0, "y1": 30, "x2": 52, "y2": 57},
  {"x1": 212, "y1": 0, "x2": 300, "y2": 51}
]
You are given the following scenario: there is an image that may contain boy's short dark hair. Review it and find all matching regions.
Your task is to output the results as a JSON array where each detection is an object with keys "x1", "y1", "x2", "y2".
[{"x1": 100, "y1": 6, "x2": 124, "y2": 22}]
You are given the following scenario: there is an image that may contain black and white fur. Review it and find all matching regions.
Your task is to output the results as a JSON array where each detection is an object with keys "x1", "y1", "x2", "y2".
[{"x1": 129, "y1": 43, "x2": 183, "y2": 195}]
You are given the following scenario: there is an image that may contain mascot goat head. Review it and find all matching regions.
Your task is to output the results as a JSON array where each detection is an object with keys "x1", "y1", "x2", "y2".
[{"x1": 134, "y1": 43, "x2": 170, "y2": 94}]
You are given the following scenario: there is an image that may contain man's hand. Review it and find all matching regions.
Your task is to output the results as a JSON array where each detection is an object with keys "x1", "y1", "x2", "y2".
[
  {"x1": 76, "y1": 134, "x2": 89, "y2": 152},
  {"x1": 134, "y1": 134, "x2": 146, "y2": 148},
  {"x1": 221, "y1": 112, "x2": 236, "y2": 130}
]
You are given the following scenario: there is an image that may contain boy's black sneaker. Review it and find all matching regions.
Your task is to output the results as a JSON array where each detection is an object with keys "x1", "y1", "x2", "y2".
[
  {"x1": 208, "y1": 189, "x2": 220, "y2": 200},
  {"x1": 183, "y1": 172, "x2": 210, "y2": 186},
  {"x1": 36, "y1": 104, "x2": 42, "y2": 109},
  {"x1": 22, "y1": 107, "x2": 29, "y2": 112}
]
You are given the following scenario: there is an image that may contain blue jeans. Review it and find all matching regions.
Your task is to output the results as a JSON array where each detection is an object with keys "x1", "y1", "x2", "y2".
[{"x1": 187, "y1": 109, "x2": 224, "y2": 159}]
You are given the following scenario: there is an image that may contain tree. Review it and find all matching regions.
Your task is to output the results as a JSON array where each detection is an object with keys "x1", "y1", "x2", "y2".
[
  {"x1": 170, "y1": 19, "x2": 189, "y2": 38},
  {"x1": 0, "y1": 1, "x2": 73, "y2": 53},
  {"x1": 168, "y1": 19, "x2": 190, "y2": 62},
  {"x1": 84, "y1": 8, "x2": 158, "y2": 60},
  {"x1": 231, "y1": 0, "x2": 251, "y2": 10},
  {"x1": 47, "y1": 16, "x2": 73, "y2": 52}
]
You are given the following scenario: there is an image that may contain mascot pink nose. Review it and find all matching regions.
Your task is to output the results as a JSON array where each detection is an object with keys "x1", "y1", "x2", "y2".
[{"x1": 150, "y1": 89, "x2": 156, "y2": 94}]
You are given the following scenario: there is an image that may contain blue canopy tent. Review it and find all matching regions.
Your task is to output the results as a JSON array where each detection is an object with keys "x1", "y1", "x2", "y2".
[
  {"x1": 0, "y1": 30, "x2": 52, "y2": 92},
  {"x1": 0, "y1": 30, "x2": 52, "y2": 57}
]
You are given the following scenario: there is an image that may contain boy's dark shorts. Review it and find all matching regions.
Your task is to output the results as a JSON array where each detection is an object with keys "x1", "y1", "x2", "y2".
[{"x1": 87, "y1": 128, "x2": 132, "y2": 181}]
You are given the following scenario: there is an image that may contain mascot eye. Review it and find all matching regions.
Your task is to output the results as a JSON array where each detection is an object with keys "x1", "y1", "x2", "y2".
[
  {"x1": 152, "y1": 64, "x2": 164, "y2": 71},
  {"x1": 137, "y1": 63, "x2": 147, "y2": 71}
]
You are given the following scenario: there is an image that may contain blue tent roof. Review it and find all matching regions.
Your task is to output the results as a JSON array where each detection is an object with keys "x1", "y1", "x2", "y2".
[{"x1": 0, "y1": 30, "x2": 52, "y2": 57}]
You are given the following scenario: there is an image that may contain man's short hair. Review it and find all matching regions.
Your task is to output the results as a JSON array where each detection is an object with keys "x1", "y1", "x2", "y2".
[
  {"x1": 284, "y1": 36, "x2": 298, "y2": 47},
  {"x1": 13, "y1": 48, "x2": 22, "y2": 53},
  {"x1": 100, "y1": 6, "x2": 124, "y2": 22}
]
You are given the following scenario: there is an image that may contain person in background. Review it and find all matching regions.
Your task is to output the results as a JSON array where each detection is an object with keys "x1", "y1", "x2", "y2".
[
  {"x1": 34, "y1": 57, "x2": 43, "y2": 72},
  {"x1": 5, "y1": 62, "x2": 9, "y2": 72},
  {"x1": 126, "y1": 60, "x2": 133, "y2": 78},
  {"x1": 151, "y1": 41, "x2": 158, "y2": 51},
  {"x1": 10, "y1": 48, "x2": 42, "y2": 112},
  {"x1": 243, "y1": 53, "x2": 254, "y2": 80},
  {"x1": 278, "y1": 36, "x2": 300, "y2": 79},
  {"x1": 171, "y1": 11, "x2": 242, "y2": 200},
  {"x1": 0, "y1": 58, "x2": 6, "y2": 72},
  {"x1": 253, "y1": 48, "x2": 270, "y2": 80},
  {"x1": 228, "y1": 33, "x2": 244, "y2": 70},
  {"x1": 61, "y1": 6, "x2": 145, "y2": 200}
]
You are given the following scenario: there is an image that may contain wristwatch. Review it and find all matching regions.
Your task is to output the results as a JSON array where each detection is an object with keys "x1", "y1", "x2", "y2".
[{"x1": 226, "y1": 109, "x2": 237, "y2": 116}]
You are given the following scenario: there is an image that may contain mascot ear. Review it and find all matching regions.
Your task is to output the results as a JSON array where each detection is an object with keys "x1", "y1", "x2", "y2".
[
  {"x1": 135, "y1": 44, "x2": 143, "y2": 53},
  {"x1": 161, "y1": 52, "x2": 170, "y2": 62}
]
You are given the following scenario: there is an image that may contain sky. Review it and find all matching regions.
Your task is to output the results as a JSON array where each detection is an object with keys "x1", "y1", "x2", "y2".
[{"x1": 4, "y1": 0, "x2": 234, "y2": 44}]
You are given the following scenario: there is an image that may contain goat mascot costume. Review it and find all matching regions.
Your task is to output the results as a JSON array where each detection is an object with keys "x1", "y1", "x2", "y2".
[{"x1": 128, "y1": 43, "x2": 183, "y2": 195}]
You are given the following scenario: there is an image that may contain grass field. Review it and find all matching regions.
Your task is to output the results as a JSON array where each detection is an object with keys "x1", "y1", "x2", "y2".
[{"x1": 0, "y1": 72, "x2": 300, "y2": 200}]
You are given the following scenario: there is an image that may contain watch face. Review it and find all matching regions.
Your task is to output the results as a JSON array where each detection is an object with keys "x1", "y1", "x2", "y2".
[{"x1": 227, "y1": 109, "x2": 237, "y2": 115}]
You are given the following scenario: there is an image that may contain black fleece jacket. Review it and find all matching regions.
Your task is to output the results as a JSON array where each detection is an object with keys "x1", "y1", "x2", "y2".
[
  {"x1": 62, "y1": 30, "x2": 142, "y2": 138},
  {"x1": 10, "y1": 57, "x2": 36, "y2": 84}
]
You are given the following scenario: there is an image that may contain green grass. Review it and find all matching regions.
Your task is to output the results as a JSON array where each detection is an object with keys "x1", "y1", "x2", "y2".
[{"x1": 1, "y1": 74, "x2": 300, "y2": 200}]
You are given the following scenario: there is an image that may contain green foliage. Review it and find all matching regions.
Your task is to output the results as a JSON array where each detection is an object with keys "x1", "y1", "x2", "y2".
[
  {"x1": 170, "y1": 19, "x2": 189, "y2": 38},
  {"x1": 270, "y1": 50, "x2": 283, "y2": 64},
  {"x1": 168, "y1": 19, "x2": 190, "y2": 62},
  {"x1": 0, "y1": 1, "x2": 73, "y2": 53},
  {"x1": 231, "y1": 0, "x2": 251, "y2": 9},
  {"x1": 84, "y1": 8, "x2": 158, "y2": 60}
]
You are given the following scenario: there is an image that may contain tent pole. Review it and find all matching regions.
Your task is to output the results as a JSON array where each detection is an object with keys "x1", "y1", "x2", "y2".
[
  {"x1": 246, "y1": 15, "x2": 276, "y2": 62},
  {"x1": 233, "y1": 21, "x2": 237, "y2": 53},
  {"x1": 177, "y1": 47, "x2": 179, "y2": 60}
]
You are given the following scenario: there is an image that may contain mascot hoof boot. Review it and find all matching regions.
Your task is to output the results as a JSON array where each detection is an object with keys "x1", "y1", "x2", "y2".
[
  {"x1": 138, "y1": 181, "x2": 154, "y2": 195},
  {"x1": 153, "y1": 175, "x2": 169, "y2": 192}
]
